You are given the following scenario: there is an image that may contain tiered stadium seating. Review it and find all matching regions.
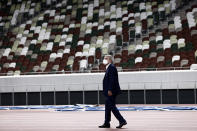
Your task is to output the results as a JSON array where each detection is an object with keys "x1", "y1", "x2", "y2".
[
  {"x1": 0, "y1": 0, "x2": 62, "y2": 33},
  {"x1": 117, "y1": 0, "x2": 197, "y2": 70},
  {"x1": 0, "y1": 0, "x2": 196, "y2": 75}
]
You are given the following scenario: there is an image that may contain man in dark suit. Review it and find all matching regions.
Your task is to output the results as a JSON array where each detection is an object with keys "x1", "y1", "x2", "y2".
[{"x1": 99, "y1": 55, "x2": 127, "y2": 129}]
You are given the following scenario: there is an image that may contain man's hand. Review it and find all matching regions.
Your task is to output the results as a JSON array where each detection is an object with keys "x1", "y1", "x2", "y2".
[{"x1": 108, "y1": 90, "x2": 112, "y2": 96}]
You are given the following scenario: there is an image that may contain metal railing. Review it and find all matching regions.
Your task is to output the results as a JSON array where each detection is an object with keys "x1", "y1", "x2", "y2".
[{"x1": 0, "y1": 66, "x2": 191, "y2": 76}]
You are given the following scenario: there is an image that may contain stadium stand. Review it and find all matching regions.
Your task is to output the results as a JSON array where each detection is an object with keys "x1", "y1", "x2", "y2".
[{"x1": 0, "y1": 0, "x2": 197, "y2": 76}]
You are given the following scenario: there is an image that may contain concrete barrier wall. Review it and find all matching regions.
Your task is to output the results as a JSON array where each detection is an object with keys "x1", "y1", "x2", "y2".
[{"x1": 0, "y1": 70, "x2": 197, "y2": 93}]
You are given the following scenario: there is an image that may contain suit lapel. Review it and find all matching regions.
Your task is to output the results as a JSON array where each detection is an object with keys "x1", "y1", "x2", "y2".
[{"x1": 104, "y1": 64, "x2": 111, "y2": 78}]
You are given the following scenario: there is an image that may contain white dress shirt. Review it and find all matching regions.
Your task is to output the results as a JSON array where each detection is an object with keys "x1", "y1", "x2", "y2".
[{"x1": 106, "y1": 63, "x2": 111, "y2": 70}]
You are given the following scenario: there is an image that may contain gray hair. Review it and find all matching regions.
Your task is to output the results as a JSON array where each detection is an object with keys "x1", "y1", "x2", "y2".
[{"x1": 104, "y1": 55, "x2": 113, "y2": 63}]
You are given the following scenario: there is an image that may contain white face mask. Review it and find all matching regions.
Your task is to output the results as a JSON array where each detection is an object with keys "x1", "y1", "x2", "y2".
[{"x1": 103, "y1": 59, "x2": 108, "y2": 65}]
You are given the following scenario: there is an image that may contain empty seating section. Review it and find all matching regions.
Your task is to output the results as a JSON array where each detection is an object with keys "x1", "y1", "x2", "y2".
[
  {"x1": 0, "y1": 0, "x2": 197, "y2": 75},
  {"x1": 0, "y1": 0, "x2": 61, "y2": 33}
]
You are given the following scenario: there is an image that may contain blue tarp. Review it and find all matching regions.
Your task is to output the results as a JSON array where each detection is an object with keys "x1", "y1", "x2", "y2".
[{"x1": 0, "y1": 105, "x2": 197, "y2": 111}]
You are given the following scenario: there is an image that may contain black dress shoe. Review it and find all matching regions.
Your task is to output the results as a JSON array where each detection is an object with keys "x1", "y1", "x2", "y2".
[
  {"x1": 116, "y1": 121, "x2": 127, "y2": 128},
  {"x1": 99, "y1": 124, "x2": 110, "y2": 128}
]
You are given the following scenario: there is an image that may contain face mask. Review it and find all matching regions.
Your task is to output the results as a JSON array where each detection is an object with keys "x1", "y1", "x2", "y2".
[{"x1": 103, "y1": 59, "x2": 108, "y2": 65}]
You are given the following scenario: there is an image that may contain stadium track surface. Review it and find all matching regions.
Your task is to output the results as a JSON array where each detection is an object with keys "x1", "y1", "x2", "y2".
[{"x1": 0, "y1": 104, "x2": 197, "y2": 131}]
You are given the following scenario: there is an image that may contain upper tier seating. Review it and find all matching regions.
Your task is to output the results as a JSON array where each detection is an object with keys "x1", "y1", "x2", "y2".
[
  {"x1": 0, "y1": 0, "x2": 60, "y2": 33},
  {"x1": 0, "y1": 0, "x2": 197, "y2": 75}
]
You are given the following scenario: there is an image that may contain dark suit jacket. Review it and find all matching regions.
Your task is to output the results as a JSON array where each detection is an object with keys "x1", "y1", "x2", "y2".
[{"x1": 103, "y1": 64, "x2": 121, "y2": 97}]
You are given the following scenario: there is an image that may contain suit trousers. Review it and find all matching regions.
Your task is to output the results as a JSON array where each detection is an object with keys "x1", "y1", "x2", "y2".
[{"x1": 104, "y1": 95, "x2": 125, "y2": 124}]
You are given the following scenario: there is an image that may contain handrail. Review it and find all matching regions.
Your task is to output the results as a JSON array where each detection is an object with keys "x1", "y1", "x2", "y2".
[
  {"x1": 0, "y1": 80, "x2": 196, "y2": 88},
  {"x1": 0, "y1": 66, "x2": 191, "y2": 76}
]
